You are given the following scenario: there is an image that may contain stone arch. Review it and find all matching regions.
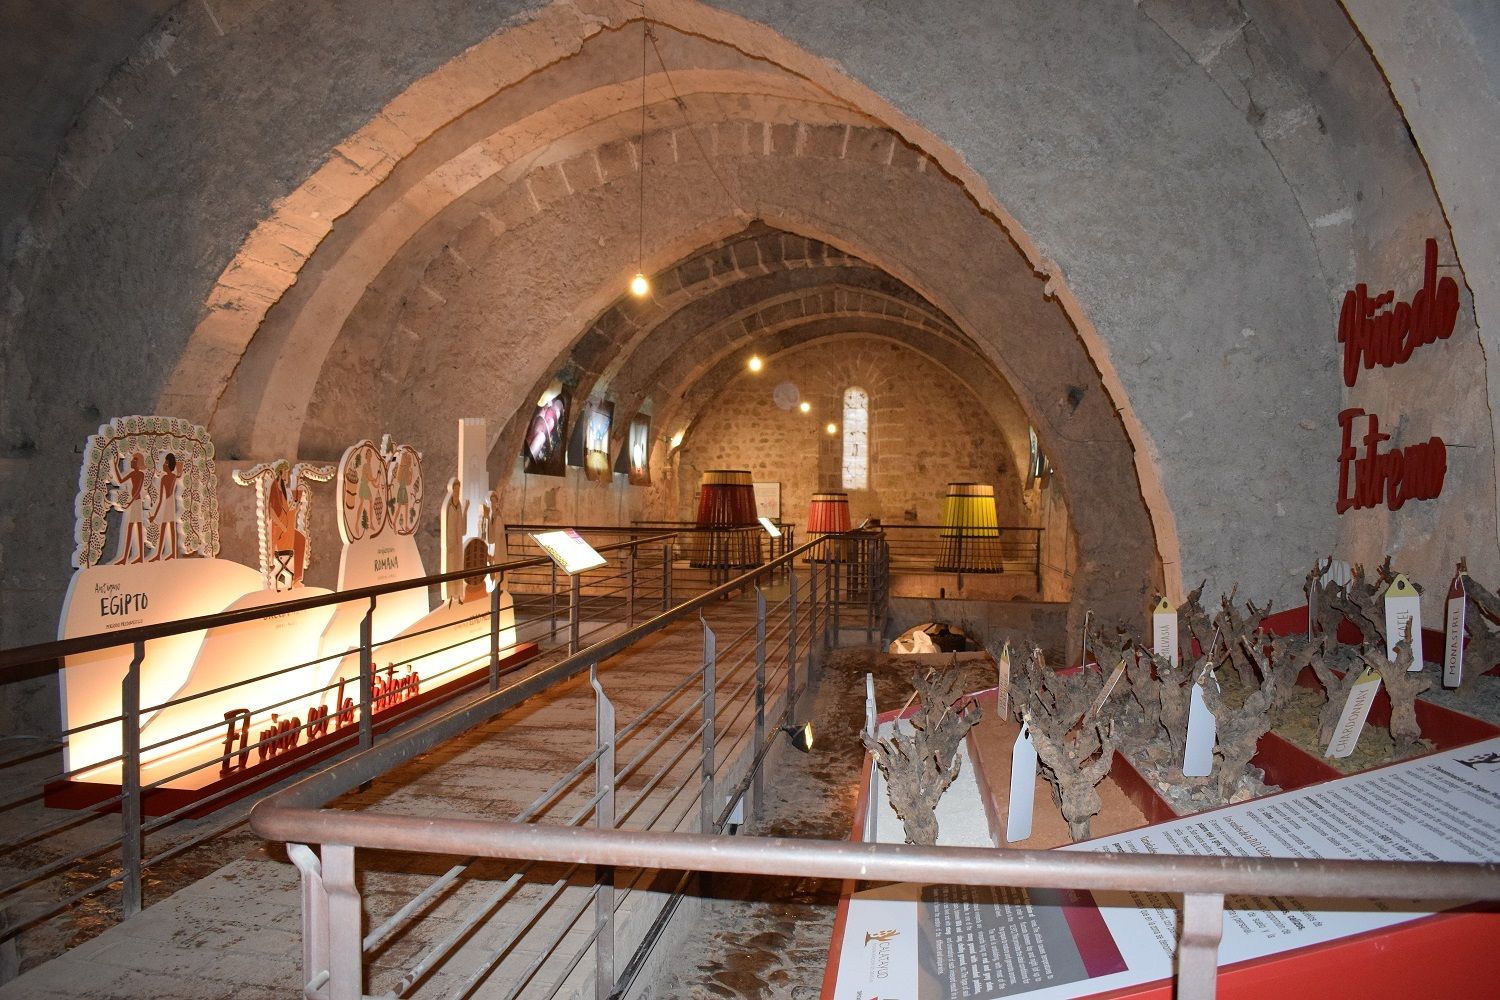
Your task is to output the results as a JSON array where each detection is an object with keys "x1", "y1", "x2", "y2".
[{"x1": 136, "y1": 5, "x2": 1172, "y2": 626}]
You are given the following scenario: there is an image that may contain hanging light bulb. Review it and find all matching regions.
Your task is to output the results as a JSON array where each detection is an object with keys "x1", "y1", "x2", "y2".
[
  {"x1": 826, "y1": 422, "x2": 838, "y2": 435},
  {"x1": 799, "y1": 401, "x2": 811, "y2": 414},
  {"x1": 747, "y1": 354, "x2": 763, "y2": 372},
  {"x1": 630, "y1": 272, "x2": 650, "y2": 297}
]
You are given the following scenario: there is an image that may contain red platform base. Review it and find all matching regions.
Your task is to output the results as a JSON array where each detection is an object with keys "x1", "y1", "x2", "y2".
[{"x1": 45, "y1": 642, "x2": 539, "y2": 818}]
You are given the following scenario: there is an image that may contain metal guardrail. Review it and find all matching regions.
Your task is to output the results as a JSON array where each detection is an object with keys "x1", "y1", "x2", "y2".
[
  {"x1": 247, "y1": 530, "x2": 887, "y2": 1000},
  {"x1": 0, "y1": 530, "x2": 686, "y2": 970},
  {"x1": 246, "y1": 525, "x2": 1500, "y2": 1000},
  {"x1": 880, "y1": 523, "x2": 1043, "y2": 591},
  {"x1": 503, "y1": 522, "x2": 795, "y2": 598}
]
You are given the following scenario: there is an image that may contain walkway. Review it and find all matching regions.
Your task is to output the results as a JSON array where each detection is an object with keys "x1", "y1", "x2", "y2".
[{"x1": 4, "y1": 580, "x2": 808, "y2": 999}]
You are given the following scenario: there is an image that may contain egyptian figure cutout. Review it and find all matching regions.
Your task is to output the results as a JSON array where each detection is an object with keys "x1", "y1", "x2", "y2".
[{"x1": 73, "y1": 415, "x2": 220, "y2": 568}]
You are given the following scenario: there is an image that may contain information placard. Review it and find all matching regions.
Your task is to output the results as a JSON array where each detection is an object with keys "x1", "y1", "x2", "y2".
[
  {"x1": 530, "y1": 529, "x2": 607, "y2": 574},
  {"x1": 832, "y1": 737, "x2": 1500, "y2": 999}
]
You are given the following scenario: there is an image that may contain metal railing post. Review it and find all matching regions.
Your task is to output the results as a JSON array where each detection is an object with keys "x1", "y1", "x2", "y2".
[
  {"x1": 489, "y1": 578, "x2": 502, "y2": 692},
  {"x1": 1179, "y1": 892, "x2": 1225, "y2": 998},
  {"x1": 358, "y1": 597, "x2": 375, "y2": 752},
  {"x1": 590, "y1": 665, "x2": 616, "y2": 999},
  {"x1": 287, "y1": 844, "x2": 329, "y2": 994},
  {"x1": 865, "y1": 536, "x2": 875, "y2": 645},
  {"x1": 700, "y1": 616, "x2": 716, "y2": 834},
  {"x1": 957, "y1": 531, "x2": 965, "y2": 591},
  {"x1": 786, "y1": 568, "x2": 799, "y2": 724},
  {"x1": 828, "y1": 548, "x2": 839, "y2": 650},
  {"x1": 1035, "y1": 529, "x2": 1043, "y2": 594},
  {"x1": 323, "y1": 844, "x2": 363, "y2": 1000},
  {"x1": 627, "y1": 544, "x2": 637, "y2": 627},
  {"x1": 120, "y1": 639, "x2": 145, "y2": 918},
  {"x1": 662, "y1": 544, "x2": 673, "y2": 612},
  {"x1": 752, "y1": 586, "x2": 767, "y2": 820},
  {"x1": 569, "y1": 572, "x2": 581, "y2": 655},
  {"x1": 807, "y1": 560, "x2": 819, "y2": 678},
  {"x1": 549, "y1": 563, "x2": 559, "y2": 643}
]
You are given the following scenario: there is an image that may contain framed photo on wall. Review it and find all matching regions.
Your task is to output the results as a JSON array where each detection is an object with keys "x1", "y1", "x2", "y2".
[
  {"x1": 522, "y1": 381, "x2": 570, "y2": 477},
  {"x1": 583, "y1": 401, "x2": 614, "y2": 482},
  {"x1": 627, "y1": 415, "x2": 651, "y2": 485},
  {"x1": 752, "y1": 481, "x2": 781, "y2": 521}
]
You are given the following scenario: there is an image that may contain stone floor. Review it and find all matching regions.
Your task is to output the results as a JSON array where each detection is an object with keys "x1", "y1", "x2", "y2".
[
  {"x1": 639, "y1": 650, "x2": 993, "y2": 1000},
  {"x1": 3, "y1": 581, "x2": 837, "y2": 1000}
]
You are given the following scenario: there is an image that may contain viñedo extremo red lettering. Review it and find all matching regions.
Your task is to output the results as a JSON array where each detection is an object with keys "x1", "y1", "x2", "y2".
[
  {"x1": 1336, "y1": 407, "x2": 1447, "y2": 513},
  {"x1": 1338, "y1": 238, "x2": 1459, "y2": 388}
]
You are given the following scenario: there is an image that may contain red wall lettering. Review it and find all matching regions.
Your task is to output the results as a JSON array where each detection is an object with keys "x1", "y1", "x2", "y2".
[
  {"x1": 1338, "y1": 238, "x2": 1460, "y2": 388},
  {"x1": 1336, "y1": 408, "x2": 1447, "y2": 513}
]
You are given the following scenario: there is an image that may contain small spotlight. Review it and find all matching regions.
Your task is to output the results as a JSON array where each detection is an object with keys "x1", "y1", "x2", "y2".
[
  {"x1": 629, "y1": 272, "x2": 650, "y2": 297},
  {"x1": 748, "y1": 355, "x2": 763, "y2": 373},
  {"x1": 669, "y1": 428, "x2": 685, "y2": 449},
  {"x1": 781, "y1": 722, "x2": 815, "y2": 753},
  {"x1": 799, "y1": 401, "x2": 811, "y2": 414},
  {"x1": 826, "y1": 422, "x2": 838, "y2": 435}
]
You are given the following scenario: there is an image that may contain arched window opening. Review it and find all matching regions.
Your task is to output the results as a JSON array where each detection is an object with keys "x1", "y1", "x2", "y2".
[{"x1": 842, "y1": 387, "x2": 869, "y2": 490}]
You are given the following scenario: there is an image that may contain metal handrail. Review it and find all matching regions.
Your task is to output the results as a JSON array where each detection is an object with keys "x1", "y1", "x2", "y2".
[
  {"x1": 248, "y1": 812, "x2": 1500, "y2": 903},
  {"x1": 0, "y1": 531, "x2": 680, "y2": 670},
  {"x1": 248, "y1": 530, "x2": 861, "y2": 812}
]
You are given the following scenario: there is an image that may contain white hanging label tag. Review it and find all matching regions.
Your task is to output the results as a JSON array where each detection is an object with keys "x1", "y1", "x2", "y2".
[
  {"x1": 1182, "y1": 680, "x2": 1216, "y2": 776},
  {"x1": 1152, "y1": 596, "x2": 1179, "y2": 667},
  {"x1": 996, "y1": 642, "x2": 1012, "y2": 722},
  {"x1": 1006, "y1": 720, "x2": 1037, "y2": 843},
  {"x1": 1087, "y1": 657, "x2": 1128, "y2": 720},
  {"x1": 864, "y1": 673, "x2": 877, "y2": 740},
  {"x1": 1384, "y1": 574, "x2": 1423, "y2": 669},
  {"x1": 1444, "y1": 570, "x2": 1467, "y2": 689},
  {"x1": 1325, "y1": 667, "x2": 1382, "y2": 758}
]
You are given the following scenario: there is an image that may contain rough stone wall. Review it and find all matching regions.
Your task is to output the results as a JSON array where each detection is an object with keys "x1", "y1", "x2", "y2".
[
  {"x1": 1139, "y1": 0, "x2": 1499, "y2": 621},
  {"x1": 668, "y1": 337, "x2": 1027, "y2": 530},
  {"x1": 4, "y1": 0, "x2": 1498, "y2": 659}
]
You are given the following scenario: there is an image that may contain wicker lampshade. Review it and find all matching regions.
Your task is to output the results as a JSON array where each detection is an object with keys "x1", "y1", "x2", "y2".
[
  {"x1": 692, "y1": 470, "x2": 759, "y2": 568},
  {"x1": 936, "y1": 482, "x2": 1003, "y2": 573},
  {"x1": 806, "y1": 491, "x2": 851, "y2": 536},
  {"x1": 695, "y1": 470, "x2": 758, "y2": 527}
]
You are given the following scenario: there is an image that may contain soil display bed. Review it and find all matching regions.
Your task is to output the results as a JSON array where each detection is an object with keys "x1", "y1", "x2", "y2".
[
  {"x1": 964, "y1": 693, "x2": 1149, "y2": 847},
  {"x1": 1422, "y1": 673, "x2": 1500, "y2": 727},
  {"x1": 1267, "y1": 664, "x2": 1500, "y2": 775}
]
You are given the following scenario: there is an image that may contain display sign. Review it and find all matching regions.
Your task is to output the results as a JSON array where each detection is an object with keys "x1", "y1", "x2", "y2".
[
  {"x1": 1151, "y1": 597, "x2": 1178, "y2": 667},
  {"x1": 833, "y1": 736, "x2": 1500, "y2": 998},
  {"x1": 1383, "y1": 573, "x2": 1424, "y2": 667},
  {"x1": 757, "y1": 516, "x2": 782, "y2": 538},
  {"x1": 1182, "y1": 678, "x2": 1216, "y2": 776},
  {"x1": 752, "y1": 481, "x2": 781, "y2": 520},
  {"x1": 1334, "y1": 239, "x2": 1457, "y2": 513},
  {"x1": 1325, "y1": 667, "x2": 1382, "y2": 758},
  {"x1": 54, "y1": 420, "x2": 534, "y2": 811},
  {"x1": 1338, "y1": 238, "x2": 1460, "y2": 389},
  {"x1": 1445, "y1": 567, "x2": 1468, "y2": 689},
  {"x1": 531, "y1": 529, "x2": 607, "y2": 574},
  {"x1": 1006, "y1": 720, "x2": 1037, "y2": 843}
]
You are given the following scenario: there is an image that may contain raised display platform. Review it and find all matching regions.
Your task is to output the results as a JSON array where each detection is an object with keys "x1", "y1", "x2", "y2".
[{"x1": 825, "y1": 688, "x2": 1500, "y2": 999}]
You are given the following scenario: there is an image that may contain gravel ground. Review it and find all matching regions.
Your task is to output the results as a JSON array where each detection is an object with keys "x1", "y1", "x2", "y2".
[{"x1": 638, "y1": 648, "x2": 991, "y2": 1000}]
